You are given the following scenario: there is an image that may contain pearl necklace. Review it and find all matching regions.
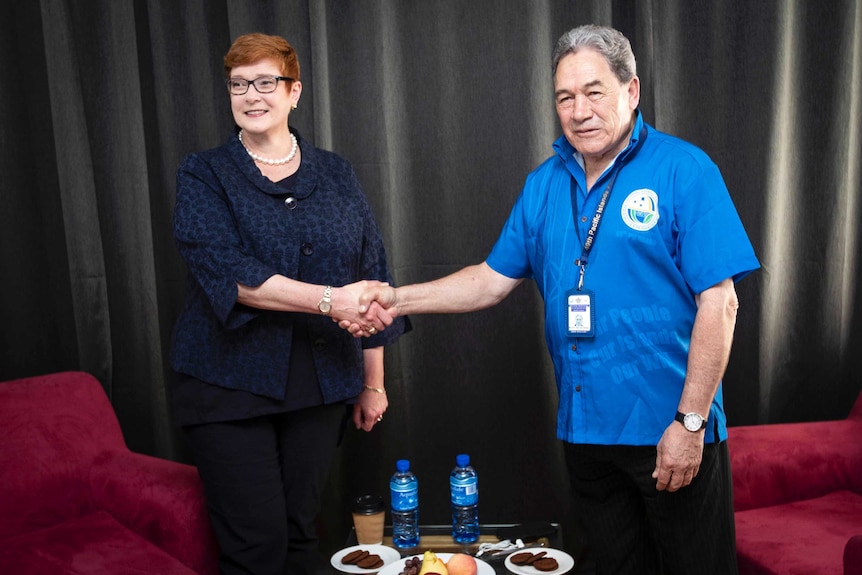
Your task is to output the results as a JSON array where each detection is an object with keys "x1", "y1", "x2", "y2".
[{"x1": 238, "y1": 130, "x2": 298, "y2": 165}]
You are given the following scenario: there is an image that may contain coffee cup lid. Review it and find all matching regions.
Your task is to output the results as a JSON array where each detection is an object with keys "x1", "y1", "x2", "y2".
[{"x1": 352, "y1": 494, "x2": 385, "y2": 514}]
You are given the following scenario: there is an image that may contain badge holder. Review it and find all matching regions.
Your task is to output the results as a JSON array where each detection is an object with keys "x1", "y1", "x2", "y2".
[
  {"x1": 566, "y1": 263, "x2": 595, "y2": 338},
  {"x1": 566, "y1": 287, "x2": 595, "y2": 338}
]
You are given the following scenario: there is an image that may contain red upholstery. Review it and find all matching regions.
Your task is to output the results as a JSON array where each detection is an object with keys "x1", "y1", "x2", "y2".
[
  {"x1": 846, "y1": 536, "x2": 862, "y2": 575},
  {"x1": 729, "y1": 390, "x2": 862, "y2": 575},
  {"x1": 0, "y1": 371, "x2": 219, "y2": 574}
]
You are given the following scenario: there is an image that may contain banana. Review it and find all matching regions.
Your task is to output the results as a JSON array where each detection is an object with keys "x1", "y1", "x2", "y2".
[{"x1": 417, "y1": 550, "x2": 449, "y2": 575}]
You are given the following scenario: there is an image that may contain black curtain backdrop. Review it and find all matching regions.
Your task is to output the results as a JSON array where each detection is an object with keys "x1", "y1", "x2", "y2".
[{"x1": 2, "y1": 0, "x2": 861, "y2": 557}]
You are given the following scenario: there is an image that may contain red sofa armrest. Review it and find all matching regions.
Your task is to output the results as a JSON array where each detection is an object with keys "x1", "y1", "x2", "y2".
[
  {"x1": 89, "y1": 450, "x2": 218, "y2": 575},
  {"x1": 0, "y1": 371, "x2": 125, "y2": 540}
]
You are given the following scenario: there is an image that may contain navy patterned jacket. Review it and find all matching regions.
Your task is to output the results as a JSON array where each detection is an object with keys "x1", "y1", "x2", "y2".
[{"x1": 170, "y1": 130, "x2": 408, "y2": 401}]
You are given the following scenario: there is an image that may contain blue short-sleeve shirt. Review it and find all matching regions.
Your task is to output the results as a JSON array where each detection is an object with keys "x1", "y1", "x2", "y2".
[{"x1": 487, "y1": 113, "x2": 760, "y2": 445}]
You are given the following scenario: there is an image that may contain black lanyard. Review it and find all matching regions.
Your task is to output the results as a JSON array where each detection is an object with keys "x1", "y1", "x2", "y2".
[{"x1": 570, "y1": 124, "x2": 648, "y2": 290}]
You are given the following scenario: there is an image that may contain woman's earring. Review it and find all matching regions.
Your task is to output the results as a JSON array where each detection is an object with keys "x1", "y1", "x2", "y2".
[{"x1": 291, "y1": 104, "x2": 298, "y2": 110}]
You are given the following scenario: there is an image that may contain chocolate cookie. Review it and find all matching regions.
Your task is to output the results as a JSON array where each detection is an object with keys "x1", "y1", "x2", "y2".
[
  {"x1": 510, "y1": 552, "x2": 534, "y2": 565},
  {"x1": 526, "y1": 551, "x2": 547, "y2": 564},
  {"x1": 533, "y1": 557, "x2": 559, "y2": 572},
  {"x1": 342, "y1": 549, "x2": 369, "y2": 564},
  {"x1": 357, "y1": 554, "x2": 383, "y2": 569}
]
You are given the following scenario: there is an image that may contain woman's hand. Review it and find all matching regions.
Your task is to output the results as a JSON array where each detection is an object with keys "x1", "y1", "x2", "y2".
[
  {"x1": 353, "y1": 387, "x2": 388, "y2": 431},
  {"x1": 354, "y1": 348, "x2": 387, "y2": 431},
  {"x1": 331, "y1": 280, "x2": 396, "y2": 337},
  {"x1": 338, "y1": 284, "x2": 399, "y2": 337}
]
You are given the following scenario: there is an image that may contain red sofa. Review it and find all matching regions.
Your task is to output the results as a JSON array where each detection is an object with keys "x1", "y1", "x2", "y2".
[
  {"x1": 729, "y1": 390, "x2": 862, "y2": 575},
  {"x1": 0, "y1": 371, "x2": 219, "y2": 574}
]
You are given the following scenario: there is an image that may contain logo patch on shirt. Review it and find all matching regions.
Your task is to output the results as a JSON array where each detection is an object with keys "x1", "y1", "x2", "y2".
[{"x1": 621, "y1": 189, "x2": 659, "y2": 231}]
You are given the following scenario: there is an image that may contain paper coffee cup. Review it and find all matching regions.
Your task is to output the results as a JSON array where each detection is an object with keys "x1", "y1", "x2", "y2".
[{"x1": 352, "y1": 494, "x2": 386, "y2": 545}]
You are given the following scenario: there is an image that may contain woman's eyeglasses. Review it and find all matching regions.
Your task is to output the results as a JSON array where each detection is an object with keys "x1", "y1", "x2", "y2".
[{"x1": 226, "y1": 76, "x2": 294, "y2": 95}]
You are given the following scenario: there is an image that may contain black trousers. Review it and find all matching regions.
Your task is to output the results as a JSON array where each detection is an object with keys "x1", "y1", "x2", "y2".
[
  {"x1": 184, "y1": 403, "x2": 349, "y2": 575},
  {"x1": 564, "y1": 440, "x2": 738, "y2": 575}
]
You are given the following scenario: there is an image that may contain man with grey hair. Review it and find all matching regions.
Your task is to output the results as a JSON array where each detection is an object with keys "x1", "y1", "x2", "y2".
[{"x1": 354, "y1": 24, "x2": 759, "y2": 574}]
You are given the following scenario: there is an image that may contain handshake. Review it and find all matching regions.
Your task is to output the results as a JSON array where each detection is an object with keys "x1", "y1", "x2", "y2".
[{"x1": 331, "y1": 280, "x2": 399, "y2": 338}]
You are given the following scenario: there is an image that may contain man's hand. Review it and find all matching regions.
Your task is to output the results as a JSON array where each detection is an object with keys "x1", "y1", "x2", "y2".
[
  {"x1": 652, "y1": 422, "x2": 704, "y2": 492},
  {"x1": 359, "y1": 284, "x2": 398, "y2": 315},
  {"x1": 338, "y1": 284, "x2": 399, "y2": 337},
  {"x1": 330, "y1": 280, "x2": 395, "y2": 337}
]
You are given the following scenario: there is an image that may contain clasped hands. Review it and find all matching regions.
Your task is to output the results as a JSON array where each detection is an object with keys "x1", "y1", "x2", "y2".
[{"x1": 330, "y1": 280, "x2": 398, "y2": 337}]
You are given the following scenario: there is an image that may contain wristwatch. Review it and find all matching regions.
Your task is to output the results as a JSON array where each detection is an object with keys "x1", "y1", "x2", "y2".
[
  {"x1": 317, "y1": 285, "x2": 332, "y2": 315},
  {"x1": 675, "y1": 411, "x2": 707, "y2": 432}
]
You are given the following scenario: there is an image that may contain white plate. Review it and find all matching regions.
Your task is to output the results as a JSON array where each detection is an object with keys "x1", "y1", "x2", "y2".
[
  {"x1": 331, "y1": 544, "x2": 402, "y2": 574},
  {"x1": 377, "y1": 552, "x2": 495, "y2": 575},
  {"x1": 504, "y1": 548, "x2": 575, "y2": 575}
]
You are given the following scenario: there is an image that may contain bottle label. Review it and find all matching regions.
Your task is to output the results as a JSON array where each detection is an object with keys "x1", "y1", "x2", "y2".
[
  {"x1": 450, "y1": 478, "x2": 478, "y2": 506},
  {"x1": 390, "y1": 485, "x2": 418, "y2": 512}
]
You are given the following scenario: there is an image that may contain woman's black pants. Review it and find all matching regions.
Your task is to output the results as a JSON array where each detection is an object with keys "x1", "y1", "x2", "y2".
[{"x1": 184, "y1": 403, "x2": 348, "y2": 575}]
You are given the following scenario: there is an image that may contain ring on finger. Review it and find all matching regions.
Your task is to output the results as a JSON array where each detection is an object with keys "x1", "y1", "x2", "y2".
[
  {"x1": 368, "y1": 326, "x2": 377, "y2": 334},
  {"x1": 376, "y1": 415, "x2": 383, "y2": 422}
]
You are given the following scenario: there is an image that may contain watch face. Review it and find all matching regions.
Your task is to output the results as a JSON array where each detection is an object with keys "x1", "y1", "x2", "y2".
[
  {"x1": 683, "y1": 413, "x2": 704, "y2": 431},
  {"x1": 318, "y1": 301, "x2": 331, "y2": 314}
]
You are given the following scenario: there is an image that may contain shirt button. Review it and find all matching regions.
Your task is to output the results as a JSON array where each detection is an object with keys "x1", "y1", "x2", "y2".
[
  {"x1": 575, "y1": 386, "x2": 582, "y2": 392},
  {"x1": 284, "y1": 196, "x2": 298, "y2": 209},
  {"x1": 301, "y1": 242, "x2": 313, "y2": 256},
  {"x1": 571, "y1": 344, "x2": 577, "y2": 351},
  {"x1": 581, "y1": 216, "x2": 587, "y2": 222}
]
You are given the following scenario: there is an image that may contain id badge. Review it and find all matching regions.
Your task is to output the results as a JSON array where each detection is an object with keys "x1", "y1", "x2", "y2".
[{"x1": 566, "y1": 288, "x2": 595, "y2": 338}]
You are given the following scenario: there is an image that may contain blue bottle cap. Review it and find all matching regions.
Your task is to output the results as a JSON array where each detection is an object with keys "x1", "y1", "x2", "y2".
[
  {"x1": 456, "y1": 454, "x2": 470, "y2": 467},
  {"x1": 396, "y1": 459, "x2": 410, "y2": 472}
]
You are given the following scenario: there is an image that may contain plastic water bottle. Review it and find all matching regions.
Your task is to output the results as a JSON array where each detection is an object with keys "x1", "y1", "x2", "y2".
[
  {"x1": 390, "y1": 459, "x2": 420, "y2": 548},
  {"x1": 450, "y1": 453, "x2": 479, "y2": 543}
]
